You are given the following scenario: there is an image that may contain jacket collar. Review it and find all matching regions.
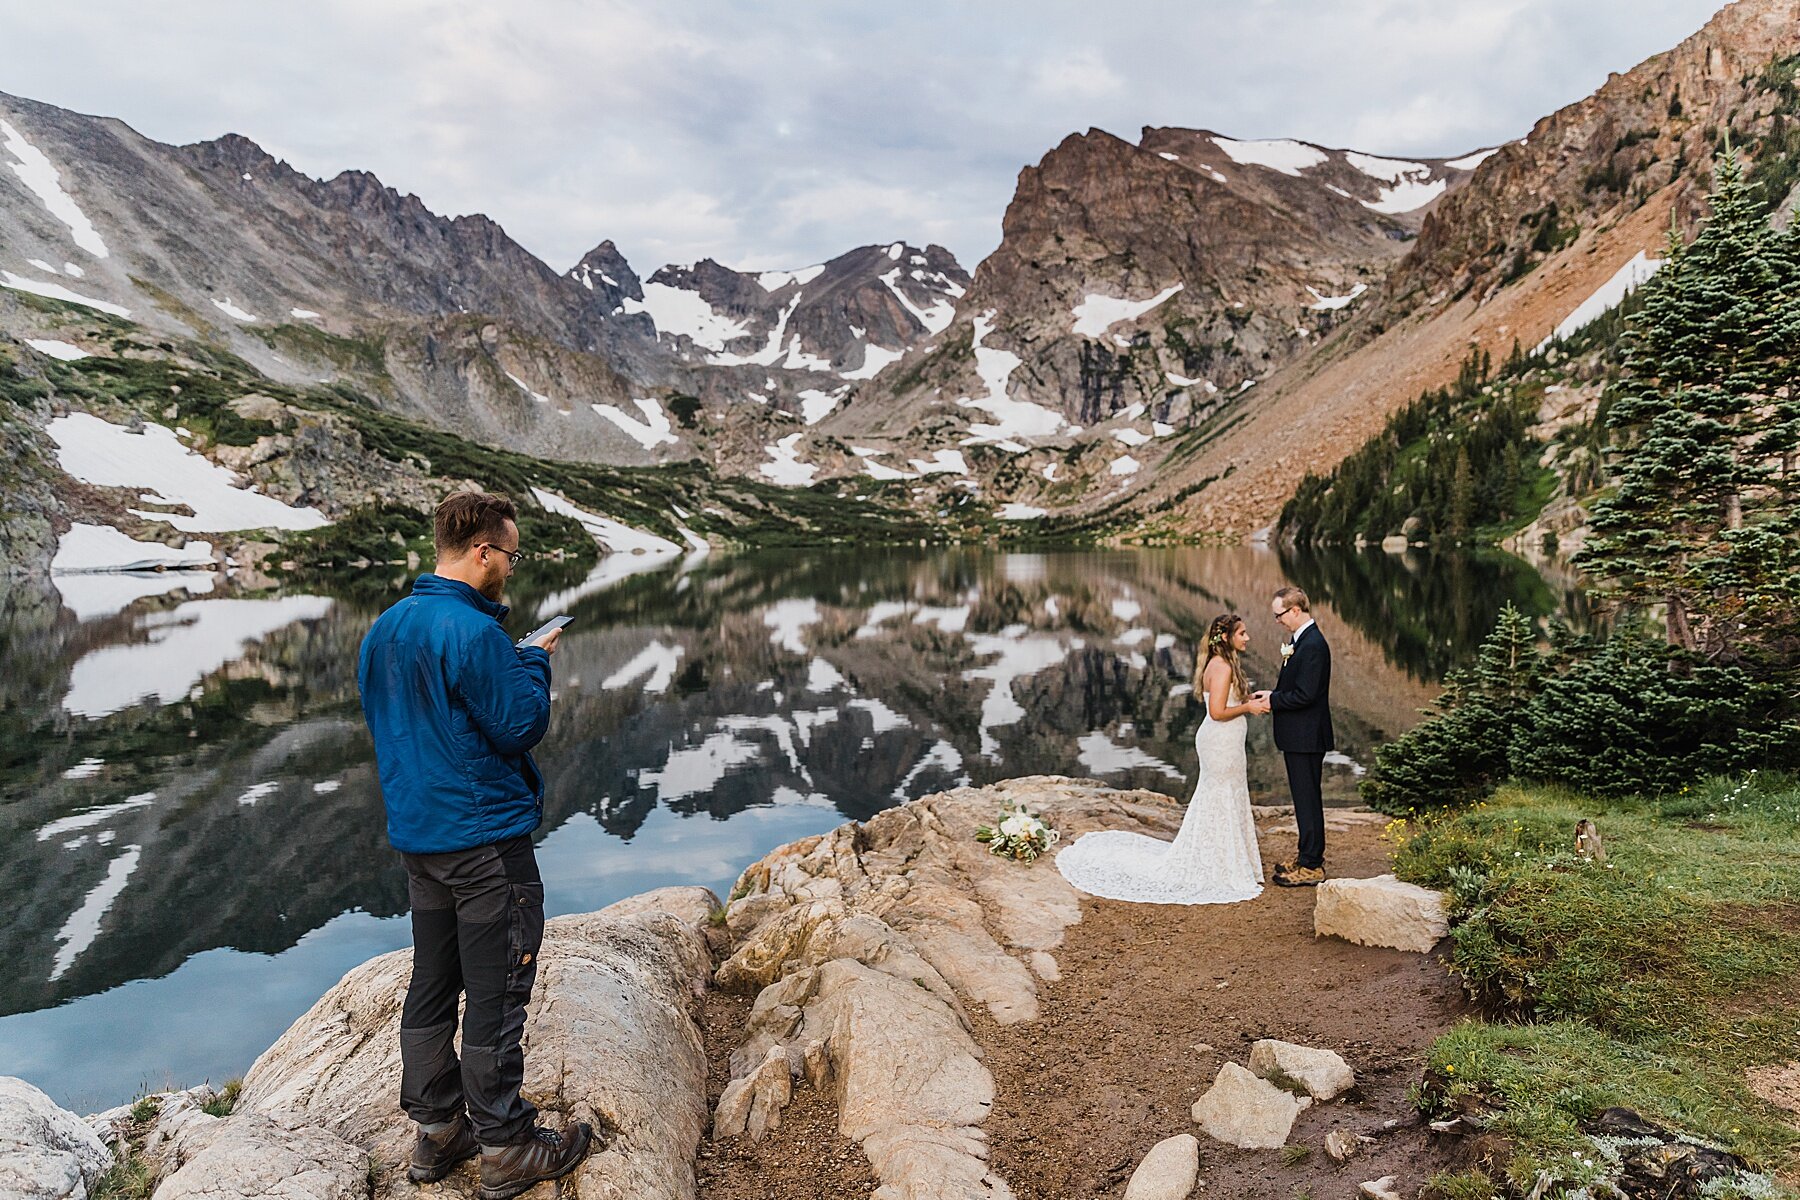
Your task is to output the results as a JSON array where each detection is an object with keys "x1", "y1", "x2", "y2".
[{"x1": 411, "y1": 572, "x2": 510, "y2": 622}]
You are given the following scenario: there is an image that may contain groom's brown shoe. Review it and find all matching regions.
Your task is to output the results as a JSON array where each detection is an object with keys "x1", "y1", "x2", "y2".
[{"x1": 1273, "y1": 864, "x2": 1326, "y2": 887}]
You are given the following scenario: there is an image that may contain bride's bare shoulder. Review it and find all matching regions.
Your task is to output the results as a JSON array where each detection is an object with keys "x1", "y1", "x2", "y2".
[{"x1": 1201, "y1": 656, "x2": 1229, "y2": 680}]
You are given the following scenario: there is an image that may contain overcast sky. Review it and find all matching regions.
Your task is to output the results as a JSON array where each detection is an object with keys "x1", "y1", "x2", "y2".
[{"x1": 0, "y1": 0, "x2": 1728, "y2": 275}]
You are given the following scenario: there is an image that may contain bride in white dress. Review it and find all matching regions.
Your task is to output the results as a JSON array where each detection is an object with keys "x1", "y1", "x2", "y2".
[{"x1": 1056, "y1": 613, "x2": 1269, "y2": 904}]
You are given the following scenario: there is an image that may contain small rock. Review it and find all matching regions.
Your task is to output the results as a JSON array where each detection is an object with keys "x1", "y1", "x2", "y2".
[
  {"x1": 0, "y1": 1076, "x2": 114, "y2": 1200},
  {"x1": 1027, "y1": 950, "x2": 1061, "y2": 982},
  {"x1": 1124, "y1": 1133, "x2": 1200, "y2": 1200},
  {"x1": 1360, "y1": 1176, "x2": 1402, "y2": 1200},
  {"x1": 1314, "y1": 874, "x2": 1448, "y2": 953},
  {"x1": 1325, "y1": 1129, "x2": 1358, "y2": 1162},
  {"x1": 714, "y1": 1045, "x2": 793, "y2": 1142},
  {"x1": 1190, "y1": 1062, "x2": 1311, "y2": 1150},
  {"x1": 1248, "y1": 1039, "x2": 1356, "y2": 1100}
]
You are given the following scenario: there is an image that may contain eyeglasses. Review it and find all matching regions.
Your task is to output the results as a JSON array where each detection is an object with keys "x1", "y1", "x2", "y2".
[{"x1": 477, "y1": 543, "x2": 524, "y2": 567}]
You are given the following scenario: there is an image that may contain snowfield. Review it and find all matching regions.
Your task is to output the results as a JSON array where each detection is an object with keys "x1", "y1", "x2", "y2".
[
  {"x1": 1, "y1": 119, "x2": 109, "y2": 257},
  {"x1": 591, "y1": 398, "x2": 679, "y2": 449},
  {"x1": 1, "y1": 271, "x2": 130, "y2": 317},
  {"x1": 622, "y1": 282, "x2": 748, "y2": 350},
  {"x1": 529, "y1": 486, "x2": 684, "y2": 555},
  {"x1": 1209, "y1": 136, "x2": 1326, "y2": 177},
  {"x1": 1070, "y1": 283, "x2": 1184, "y2": 337},
  {"x1": 1306, "y1": 282, "x2": 1369, "y2": 311},
  {"x1": 958, "y1": 312, "x2": 1068, "y2": 444},
  {"x1": 761, "y1": 433, "x2": 818, "y2": 487},
  {"x1": 51, "y1": 523, "x2": 215, "y2": 574},
  {"x1": 25, "y1": 338, "x2": 89, "y2": 361},
  {"x1": 1536, "y1": 250, "x2": 1665, "y2": 353},
  {"x1": 47, "y1": 413, "x2": 328, "y2": 533}
]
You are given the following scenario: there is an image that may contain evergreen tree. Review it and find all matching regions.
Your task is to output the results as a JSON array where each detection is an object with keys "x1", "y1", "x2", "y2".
[
  {"x1": 1362, "y1": 604, "x2": 1543, "y2": 813},
  {"x1": 1448, "y1": 444, "x2": 1476, "y2": 537},
  {"x1": 1579, "y1": 151, "x2": 1799, "y2": 664}
]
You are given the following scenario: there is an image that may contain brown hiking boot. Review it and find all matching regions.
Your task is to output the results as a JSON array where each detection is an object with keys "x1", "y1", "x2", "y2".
[
  {"x1": 1273, "y1": 864, "x2": 1326, "y2": 887},
  {"x1": 407, "y1": 1116, "x2": 479, "y2": 1183},
  {"x1": 478, "y1": 1122, "x2": 594, "y2": 1200}
]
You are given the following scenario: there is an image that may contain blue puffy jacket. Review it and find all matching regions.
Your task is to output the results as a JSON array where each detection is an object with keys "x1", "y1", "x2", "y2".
[{"x1": 357, "y1": 574, "x2": 552, "y2": 854}]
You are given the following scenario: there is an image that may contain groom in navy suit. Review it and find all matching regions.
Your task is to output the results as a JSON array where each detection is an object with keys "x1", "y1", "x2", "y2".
[{"x1": 1254, "y1": 586, "x2": 1333, "y2": 887}]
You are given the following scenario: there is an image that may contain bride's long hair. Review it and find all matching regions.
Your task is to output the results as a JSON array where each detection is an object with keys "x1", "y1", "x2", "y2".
[{"x1": 1202, "y1": 613, "x2": 1251, "y2": 701}]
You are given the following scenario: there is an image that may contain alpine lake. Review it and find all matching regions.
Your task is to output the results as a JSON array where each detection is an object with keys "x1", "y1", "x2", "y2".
[{"x1": 0, "y1": 542, "x2": 1583, "y2": 1110}]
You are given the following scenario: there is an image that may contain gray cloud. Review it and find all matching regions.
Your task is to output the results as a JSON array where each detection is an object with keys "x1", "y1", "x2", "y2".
[{"x1": 0, "y1": 0, "x2": 1728, "y2": 274}]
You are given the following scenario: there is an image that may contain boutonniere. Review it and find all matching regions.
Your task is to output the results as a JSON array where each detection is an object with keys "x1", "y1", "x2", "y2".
[{"x1": 1280, "y1": 642, "x2": 1295, "y2": 664}]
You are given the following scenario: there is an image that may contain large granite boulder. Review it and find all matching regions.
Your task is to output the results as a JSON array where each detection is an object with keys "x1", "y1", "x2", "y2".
[
  {"x1": 1314, "y1": 874, "x2": 1449, "y2": 954},
  {"x1": 0, "y1": 1077, "x2": 114, "y2": 1200},
  {"x1": 718, "y1": 776, "x2": 1186, "y2": 1200},
  {"x1": 166, "y1": 886, "x2": 721, "y2": 1200}
]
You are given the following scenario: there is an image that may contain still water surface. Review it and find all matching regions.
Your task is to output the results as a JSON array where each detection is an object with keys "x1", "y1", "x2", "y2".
[{"x1": 0, "y1": 544, "x2": 1575, "y2": 1109}]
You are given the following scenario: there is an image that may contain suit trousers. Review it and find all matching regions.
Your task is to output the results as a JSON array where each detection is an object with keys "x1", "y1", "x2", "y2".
[
  {"x1": 397, "y1": 834, "x2": 544, "y2": 1145},
  {"x1": 1284, "y1": 752, "x2": 1326, "y2": 868}
]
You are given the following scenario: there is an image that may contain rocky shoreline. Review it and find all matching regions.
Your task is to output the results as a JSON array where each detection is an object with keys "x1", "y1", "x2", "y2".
[{"x1": 3, "y1": 777, "x2": 1449, "y2": 1200}]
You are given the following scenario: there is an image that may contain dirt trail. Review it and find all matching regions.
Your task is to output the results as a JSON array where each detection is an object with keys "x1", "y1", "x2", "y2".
[{"x1": 696, "y1": 816, "x2": 1467, "y2": 1200}]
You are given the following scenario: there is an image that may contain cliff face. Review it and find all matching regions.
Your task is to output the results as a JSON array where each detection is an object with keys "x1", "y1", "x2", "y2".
[
  {"x1": 1134, "y1": 0, "x2": 1800, "y2": 534},
  {"x1": 828, "y1": 127, "x2": 1479, "y2": 459}
]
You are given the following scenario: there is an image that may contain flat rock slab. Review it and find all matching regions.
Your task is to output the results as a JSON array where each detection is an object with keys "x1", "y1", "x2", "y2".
[
  {"x1": 1190, "y1": 1062, "x2": 1311, "y2": 1150},
  {"x1": 1314, "y1": 874, "x2": 1449, "y2": 954},
  {"x1": 228, "y1": 887, "x2": 718, "y2": 1200},
  {"x1": 153, "y1": 1113, "x2": 368, "y2": 1200},
  {"x1": 720, "y1": 776, "x2": 1189, "y2": 1200},
  {"x1": 0, "y1": 1076, "x2": 114, "y2": 1200},
  {"x1": 1124, "y1": 1132, "x2": 1200, "y2": 1200},
  {"x1": 1248, "y1": 1039, "x2": 1356, "y2": 1101}
]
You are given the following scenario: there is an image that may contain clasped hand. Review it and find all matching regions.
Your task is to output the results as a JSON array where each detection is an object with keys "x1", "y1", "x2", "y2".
[{"x1": 1248, "y1": 690, "x2": 1273, "y2": 715}]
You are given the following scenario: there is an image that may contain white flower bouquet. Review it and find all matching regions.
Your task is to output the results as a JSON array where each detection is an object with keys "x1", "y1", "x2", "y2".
[{"x1": 975, "y1": 802, "x2": 1060, "y2": 863}]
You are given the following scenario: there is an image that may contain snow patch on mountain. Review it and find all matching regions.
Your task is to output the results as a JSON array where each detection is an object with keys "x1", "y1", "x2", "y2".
[
  {"x1": 1210, "y1": 136, "x2": 1326, "y2": 177},
  {"x1": 957, "y1": 312, "x2": 1067, "y2": 444},
  {"x1": 1070, "y1": 284, "x2": 1184, "y2": 336},
  {"x1": 1306, "y1": 283, "x2": 1368, "y2": 310},
  {"x1": 757, "y1": 264, "x2": 825, "y2": 291},
  {"x1": 591, "y1": 398, "x2": 679, "y2": 449},
  {"x1": 841, "y1": 343, "x2": 904, "y2": 380},
  {"x1": 505, "y1": 372, "x2": 553, "y2": 404},
  {"x1": 529, "y1": 486, "x2": 683, "y2": 555},
  {"x1": 1363, "y1": 177, "x2": 1448, "y2": 214},
  {"x1": 909, "y1": 449, "x2": 970, "y2": 476},
  {"x1": 710, "y1": 295, "x2": 799, "y2": 367},
  {"x1": 1, "y1": 119, "x2": 109, "y2": 257},
  {"x1": 622, "y1": 282, "x2": 748, "y2": 350},
  {"x1": 761, "y1": 433, "x2": 817, "y2": 486},
  {"x1": 1, "y1": 271, "x2": 130, "y2": 316},
  {"x1": 1535, "y1": 250, "x2": 1664, "y2": 353},
  {"x1": 25, "y1": 338, "x2": 89, "y2": 361},
  {"x1": 211, "y1": 298, "x2": 257, "y2": 322},
  {"x1": 47, "y1": 412, "x2": 328, "y2": 533},
  {"x1": 51, "y1": 524, "x2": 215, "y2": 574},
  {"x1": 1446, "y1": 148, "x2": 1499, "y2": 171},
  {"x1": 880, "y1": 269, "x2": 955, "y2": 335},
  {"x1": 798, "y1": 388, "x2": 841, "y2": 425}
]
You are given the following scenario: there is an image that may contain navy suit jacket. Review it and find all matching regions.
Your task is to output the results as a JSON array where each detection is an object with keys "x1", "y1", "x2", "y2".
[{"x1": 1270, "y1": 622, "x2": 1334, "y2": 754}]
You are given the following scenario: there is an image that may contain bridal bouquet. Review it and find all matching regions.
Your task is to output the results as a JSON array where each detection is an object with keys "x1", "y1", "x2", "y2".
[{"x1": 975, "y1": 802, "x2": 1060, "y2": 863}]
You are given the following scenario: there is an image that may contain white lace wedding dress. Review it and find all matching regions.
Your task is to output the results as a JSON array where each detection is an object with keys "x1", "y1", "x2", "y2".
[{"x1": 1056, "y1": 690, "x2": 1264, "y2": 904}]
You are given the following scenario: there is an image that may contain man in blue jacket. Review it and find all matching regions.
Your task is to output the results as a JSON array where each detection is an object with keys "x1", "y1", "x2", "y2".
[{"x1": 358, "y1": 491, "x2": 592, "y2": 1199}]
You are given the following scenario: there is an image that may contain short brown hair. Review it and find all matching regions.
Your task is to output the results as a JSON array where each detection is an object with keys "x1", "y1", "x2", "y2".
[
  {"x1": 434, "y1": 491, "x2": 517, "y2": 558},
  {"x1": 1273, "y1": 586, "x2": 1310, "y2": 614}
]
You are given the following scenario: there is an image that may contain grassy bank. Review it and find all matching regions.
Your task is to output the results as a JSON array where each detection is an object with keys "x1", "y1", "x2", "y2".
[{"x1": 1392, "y1": 776, "x2": 1800, "y2": 1197}]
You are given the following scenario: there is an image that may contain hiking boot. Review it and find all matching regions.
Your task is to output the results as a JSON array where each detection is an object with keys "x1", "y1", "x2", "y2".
[
  {"x1": 478, "y1": 1122, "x2": 594, "y2": 1200},
  {"x1": 1273, "y1": 864, "x2": 1326, "y2": 887},
  {"x1": 407, "y1": 1115, "x2": 479, "y2": 1183}
]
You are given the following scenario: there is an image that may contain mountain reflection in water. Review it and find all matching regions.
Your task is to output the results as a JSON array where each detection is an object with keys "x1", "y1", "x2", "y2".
[{"x1": 0, "y1": 544, "x2": 1574, "y2": 1109}]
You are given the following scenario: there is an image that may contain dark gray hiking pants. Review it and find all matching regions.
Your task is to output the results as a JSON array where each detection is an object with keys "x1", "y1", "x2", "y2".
[{"x1": 397, "y1": 834, "x2": 544, "y2": 1145}]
